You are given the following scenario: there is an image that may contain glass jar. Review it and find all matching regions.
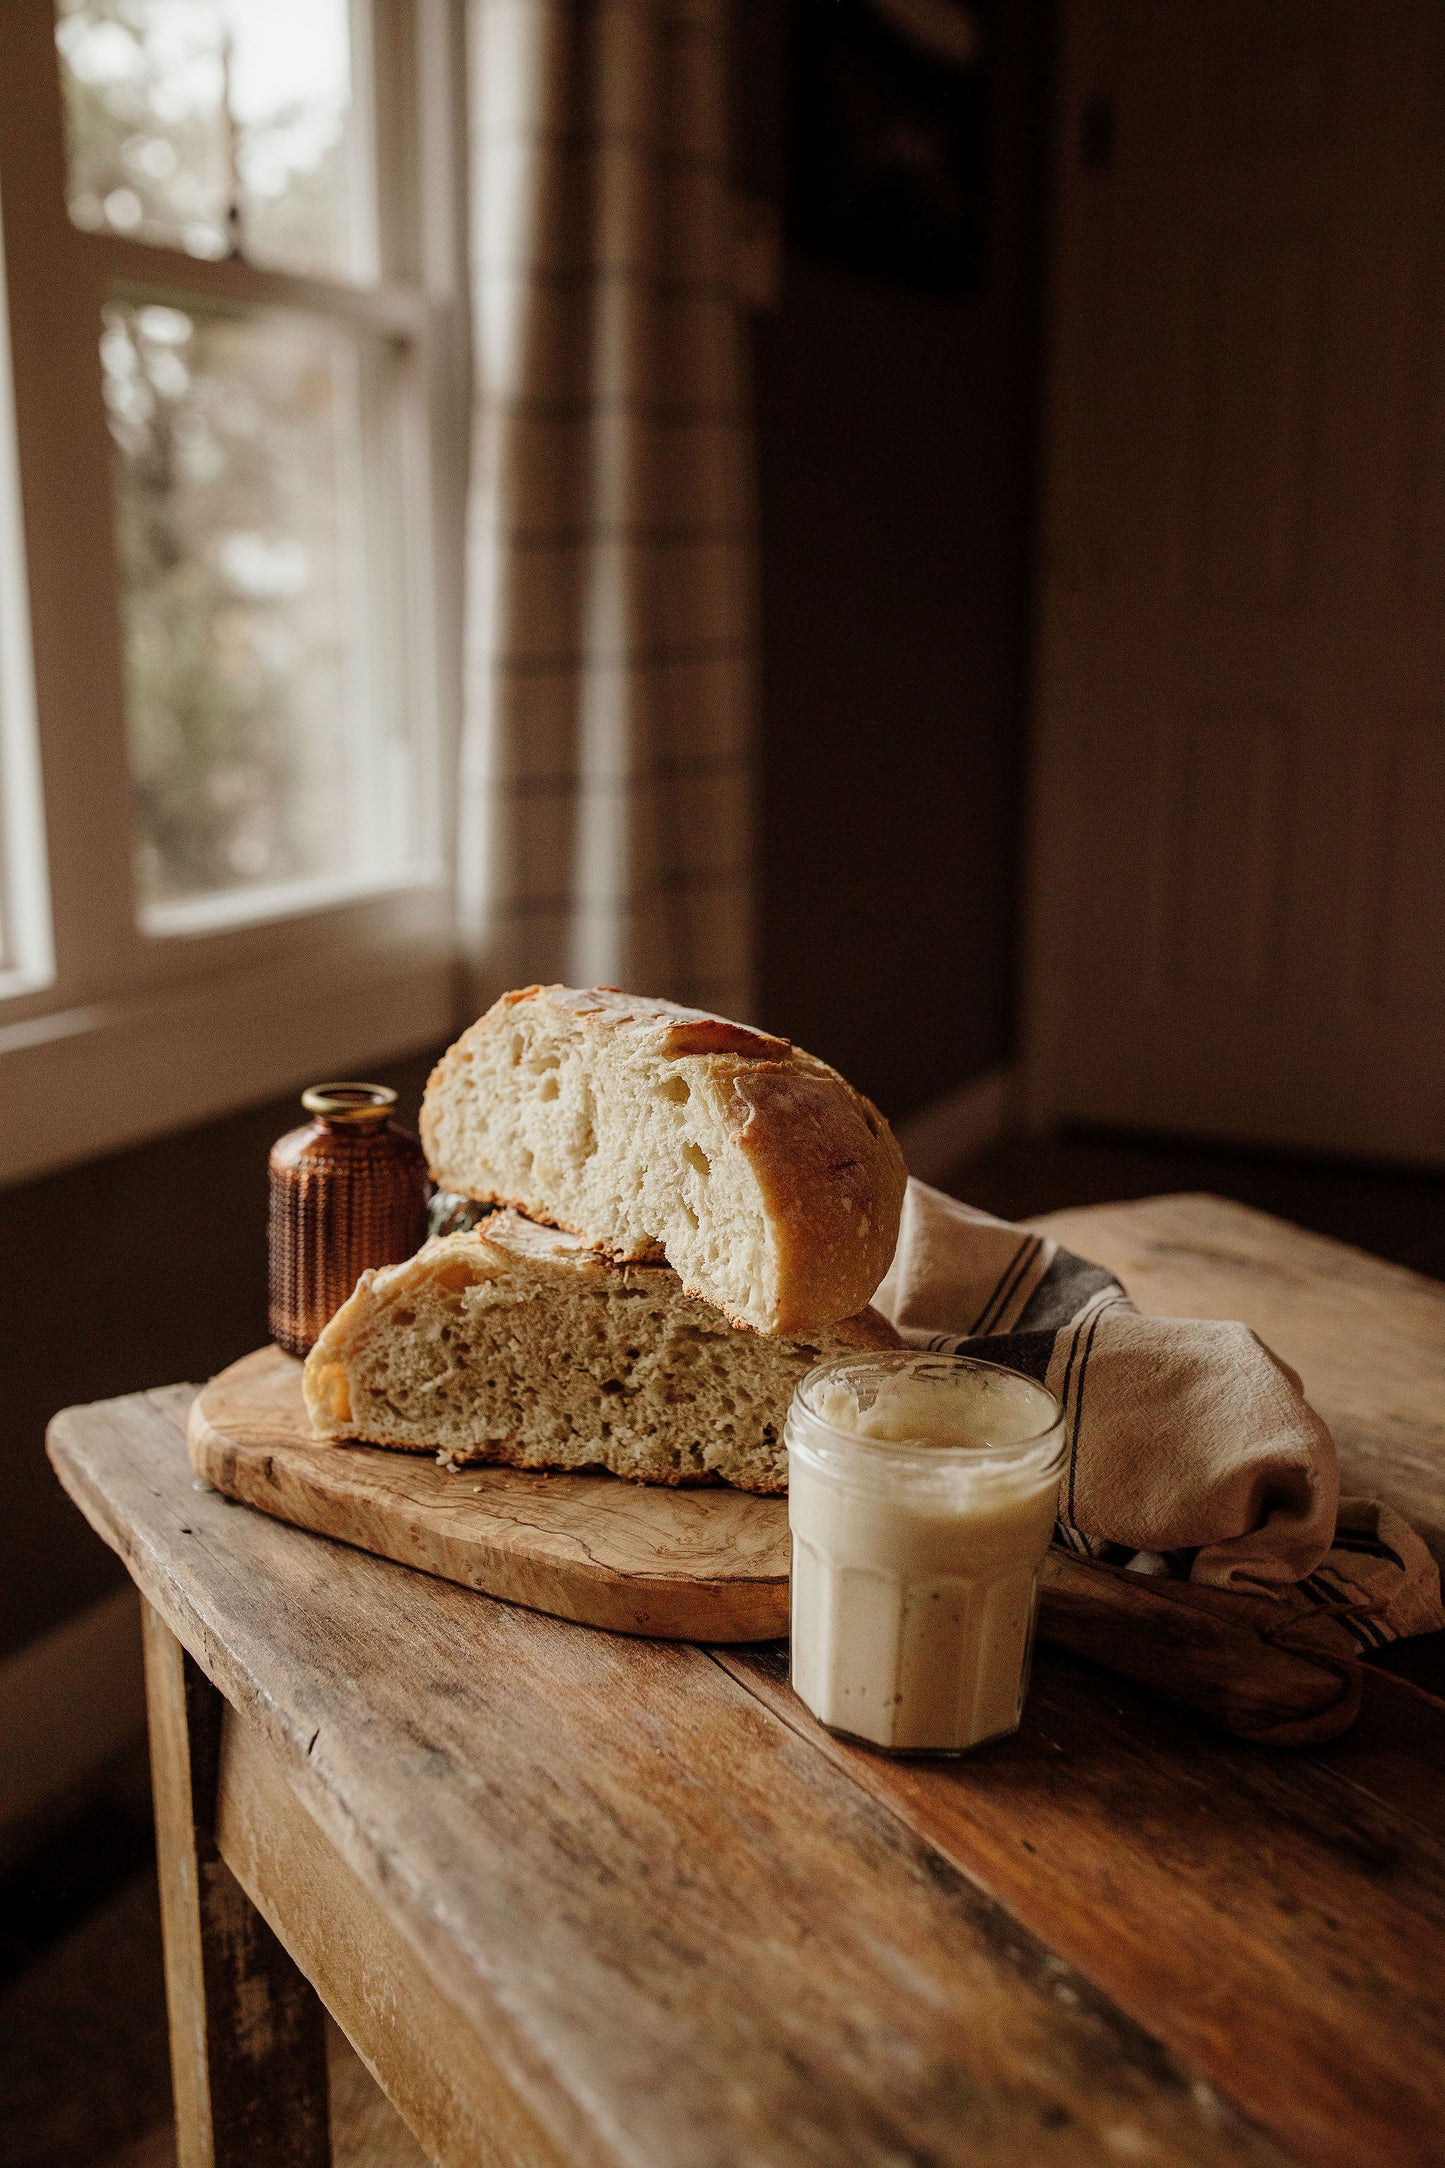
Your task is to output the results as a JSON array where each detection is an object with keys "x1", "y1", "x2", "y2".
[
  {"x1": 268, "y1": 1083, "x2": 430, "y2": 1359},
  {"x1": 786, "y1": 1352, "x2": 1067, "y2": 1755}
]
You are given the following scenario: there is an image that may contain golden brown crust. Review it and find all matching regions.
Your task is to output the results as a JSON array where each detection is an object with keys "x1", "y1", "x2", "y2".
[
  {"x1": 727, "y1": 1063, "x2": 907, "y2": 1335},
  {"x1": 481, "y1": 1209, "x2": 673, "y2": 1279},
  {"x1": 450, "y1": 1211, "x2": 900, "y2": 1346},
  {"x1": 833, "y1": 1303, "x2": 907, "y2": 1352},
  {"x1": 472, "y1": 1195, "x2": 670, "y2": 1268}
]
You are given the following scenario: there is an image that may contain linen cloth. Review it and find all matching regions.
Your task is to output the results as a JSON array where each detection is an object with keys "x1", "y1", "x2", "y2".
[
  {"x1": 874, "y1": 1181, "x2": 1444, "y2": 1648},
  {"x1": 460, "y1": 0, "x2": 756, "y2": 1020}
]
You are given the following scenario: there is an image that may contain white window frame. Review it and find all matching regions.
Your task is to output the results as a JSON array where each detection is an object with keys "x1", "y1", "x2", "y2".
[
  {"x1": 0, "y1": 0, "x2": 470, "y2": 1186},
  {"x1": 0, "y1": 183, "x2": 54, "y2": 1005}
]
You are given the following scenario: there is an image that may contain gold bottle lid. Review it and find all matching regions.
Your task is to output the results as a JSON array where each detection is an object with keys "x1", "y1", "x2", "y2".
[{"x1": 300, "y1": 1082, "x2": 398, "y2": 1123}]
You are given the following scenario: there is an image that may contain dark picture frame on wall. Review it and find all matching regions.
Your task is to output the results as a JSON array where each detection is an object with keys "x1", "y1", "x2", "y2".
[{"x1": 789, "y1": 0, "x2": 993, "y2": 297}]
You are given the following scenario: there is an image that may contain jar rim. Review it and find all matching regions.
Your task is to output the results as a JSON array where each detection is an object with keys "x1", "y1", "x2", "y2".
[
  {"x1": 301, "y1": 1081, "x2": 398, "y2": 1123},
  {"x1": 791, "y1": 1350, "x2": 1065, "y2": 1467}
]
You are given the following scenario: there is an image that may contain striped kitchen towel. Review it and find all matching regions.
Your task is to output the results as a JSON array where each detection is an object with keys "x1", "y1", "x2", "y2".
[{"x1": 873, "y1": 1181, "x2": 1444, "y2": 1649}]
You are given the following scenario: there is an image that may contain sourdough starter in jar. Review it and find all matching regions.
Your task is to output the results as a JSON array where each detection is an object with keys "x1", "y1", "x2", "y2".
[{"x1": 786, "y1": 1354, "x2": 1066, "y2": 1753}]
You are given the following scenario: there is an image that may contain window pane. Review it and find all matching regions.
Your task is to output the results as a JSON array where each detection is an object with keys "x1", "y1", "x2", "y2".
[
  {"x1": 101, "y1": 300, "x2": 413, "y2": 926},
  {"x1": 230, "y1": 0, "x2": 367, "y2": 280},
  {"x1": 57, "y1": 0, "x2": 371, "y2": 280}
]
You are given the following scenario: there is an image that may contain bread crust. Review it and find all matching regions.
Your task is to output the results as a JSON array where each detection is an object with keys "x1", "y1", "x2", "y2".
[
  {"x1": 480, "y1": 1208, "x2": 902, "y2": 1348},
  {"x1": 420, "y1": 986, "x2": 908, "y2": 1333}
]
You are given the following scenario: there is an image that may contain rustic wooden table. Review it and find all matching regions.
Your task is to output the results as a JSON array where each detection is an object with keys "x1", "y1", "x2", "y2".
[{"x1": 48, "y1": 1196, "x2": 1445, "y2": 2168}]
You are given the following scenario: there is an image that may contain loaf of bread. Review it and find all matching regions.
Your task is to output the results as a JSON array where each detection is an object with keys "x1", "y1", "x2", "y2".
[
  {"x1": 303, "y1": 1211, "x2": 900, "y2": 1490},
  {"x1": 419, "y1": 986, "x2": 908, "y2": 1334}
]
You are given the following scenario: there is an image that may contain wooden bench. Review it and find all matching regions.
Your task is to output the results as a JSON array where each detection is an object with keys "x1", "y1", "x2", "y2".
[{"x1": 47, "y1": 1195, "x2": 1445, "y2": 2168}]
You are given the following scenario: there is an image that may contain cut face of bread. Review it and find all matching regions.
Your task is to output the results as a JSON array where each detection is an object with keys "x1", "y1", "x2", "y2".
[
  {"x1": 303, "y1": 1211, "x2": 901, "y2": 1492},
  {"x1": 419, "y1": 985, "x2": 908, "y2": 1333}
]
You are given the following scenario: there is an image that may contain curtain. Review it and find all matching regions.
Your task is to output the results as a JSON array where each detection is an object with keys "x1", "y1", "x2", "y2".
[{"x1": 459, "y1": 0, "x2": 756, "y2": 1021}]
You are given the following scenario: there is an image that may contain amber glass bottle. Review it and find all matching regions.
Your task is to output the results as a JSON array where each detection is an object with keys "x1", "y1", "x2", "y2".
[{"x1": 268, "y1": 1083, "x2": 429, "y2": 1359}]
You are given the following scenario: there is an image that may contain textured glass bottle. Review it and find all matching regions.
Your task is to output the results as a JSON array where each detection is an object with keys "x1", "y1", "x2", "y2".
[{"x1": 268, "y1": 1084, "x2": 430, "y2": 1359}]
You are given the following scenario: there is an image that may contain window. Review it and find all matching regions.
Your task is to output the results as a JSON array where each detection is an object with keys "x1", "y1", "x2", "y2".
[
  {"x1": 0, "y1": 0, "x2": 467, "y2": 1185},
  {"x1": 57, "y1": 0, "x2": 371, "y2": 279},
  {"x1": 103, "y1": 297, "x2": 414, "y2": 933}
]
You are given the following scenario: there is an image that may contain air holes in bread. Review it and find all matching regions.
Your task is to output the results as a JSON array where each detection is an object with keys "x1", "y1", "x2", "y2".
[
  {"x1": 539, "y1": 1074, "x2": 560, "y2": 1101},
  {"x1": 683, "y1": 1142, "x2": 710, "y2": 1180},
  {"x1": 658, "y1": 1074, "x2": 690, "y2": 1104},
  {"x1": 392, "y1": 1308, "x2": 416, "y2": 1328}
]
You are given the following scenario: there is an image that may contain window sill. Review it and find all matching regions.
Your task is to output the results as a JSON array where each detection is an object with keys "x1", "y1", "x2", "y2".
[
  {"x1": 1, "y1": 935, "x2": 457, "y2": 1188},
  {"x1": 139, "y1": 862, "x2": 449, "y2": 941},
  {"x1": 0, "y1": 956, "x2": 55, "y2": 1004}
]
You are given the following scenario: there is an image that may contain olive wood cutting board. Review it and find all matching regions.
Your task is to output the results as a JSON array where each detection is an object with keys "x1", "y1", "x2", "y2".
[
  {"x1": 188, "y1": 1345, "x2": 791, "y2": 1641},
  {"x1": 188, "y1": 1345, "x2": 1366, "y2": 1740}
]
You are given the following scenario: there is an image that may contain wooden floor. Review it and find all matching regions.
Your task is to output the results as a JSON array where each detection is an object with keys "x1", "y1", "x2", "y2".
[
  {"x1": 98, "y1": 2028, "x2": 426, "y2": 2168},
  {"x1": 0, "y1": 1867, "x2": 425, "y2": 2168}
]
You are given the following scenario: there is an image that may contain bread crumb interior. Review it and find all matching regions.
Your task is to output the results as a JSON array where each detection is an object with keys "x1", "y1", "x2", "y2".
[{"x1": 329, "y1": 1231, "x2": 846, "y2": 1491}]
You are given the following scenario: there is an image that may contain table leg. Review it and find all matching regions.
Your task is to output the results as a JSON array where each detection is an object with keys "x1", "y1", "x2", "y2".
[{"x1": 142, "y1": 1601, "x2": 332, "y2": 2168}]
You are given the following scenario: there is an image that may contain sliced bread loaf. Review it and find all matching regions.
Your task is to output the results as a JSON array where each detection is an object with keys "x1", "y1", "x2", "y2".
[
  {"x1": 419, "y1": 985, "x2": 908, "y2": 1333},
  {"x1": 303, "y1": 1209, "x2": 900, "y2": 1491}
]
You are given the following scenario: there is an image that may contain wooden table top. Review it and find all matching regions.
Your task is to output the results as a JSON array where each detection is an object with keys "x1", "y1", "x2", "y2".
[{"x1": 47, "y1": 1195, "x2": 1445, "y2": 2168}]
